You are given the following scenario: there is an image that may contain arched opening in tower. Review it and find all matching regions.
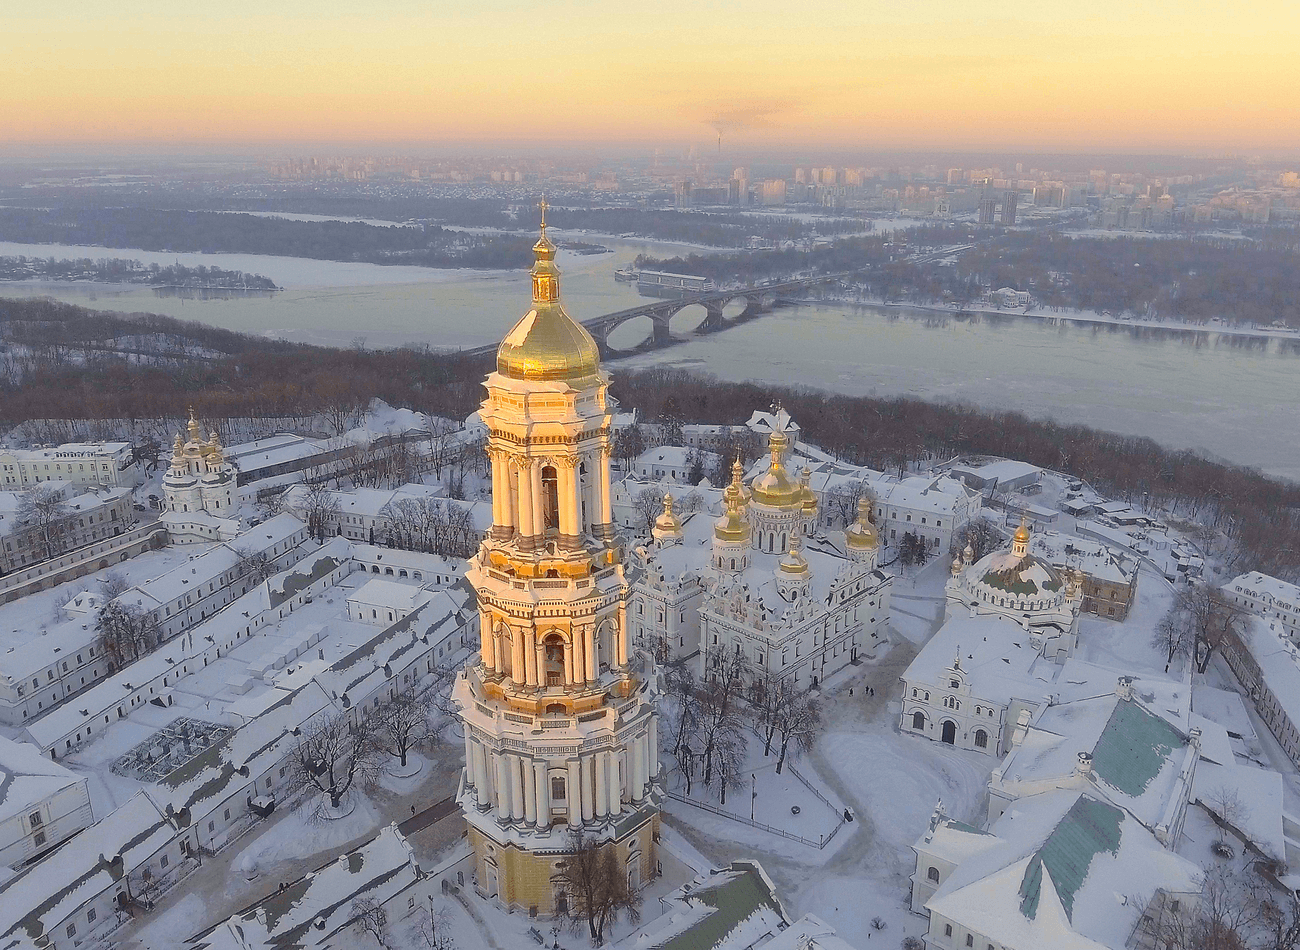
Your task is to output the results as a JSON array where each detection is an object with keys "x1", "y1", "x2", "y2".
[{"x1": 543, "y1": 632, "x2": 566, "y2": 687}]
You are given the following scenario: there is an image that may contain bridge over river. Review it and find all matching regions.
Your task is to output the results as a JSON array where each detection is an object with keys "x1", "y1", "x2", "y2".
[{"x1": 461, "y1": 273, "x2": 848, "y2": 362}]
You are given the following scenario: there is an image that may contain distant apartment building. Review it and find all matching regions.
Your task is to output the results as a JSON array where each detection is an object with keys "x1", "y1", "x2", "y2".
[
  {"x1": 0, "y1": 442, "x2": 142, "y2": 491},
  {"x1": 978, "y1": 196, "x2": 997, "y2": 225},
  {"x1": 1001, "y1": 190, "x2": 1018, "y2": 225},
  {"x1": 761, "y1": 179, "x2": 787, "y2": 206}
]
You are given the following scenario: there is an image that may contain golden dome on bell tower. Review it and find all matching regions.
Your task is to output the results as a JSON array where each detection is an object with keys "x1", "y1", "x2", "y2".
[{"x1": 496, "y1": 198, "x2": 601, "y2": 384}]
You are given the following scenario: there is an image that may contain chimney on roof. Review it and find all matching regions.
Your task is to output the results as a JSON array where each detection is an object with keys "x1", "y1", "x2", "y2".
[
  {"x1": 1075, "y1": 752, "x2": 1093, "y2": 776},
  {"x1": 1116, "y1": 676, "x2": 1135, "y2": 702}
]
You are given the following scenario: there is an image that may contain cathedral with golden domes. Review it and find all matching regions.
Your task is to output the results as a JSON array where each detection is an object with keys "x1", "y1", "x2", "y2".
[
  {"x1": 161, "y1": 409, "x2": 240, "y2": 543},
  {"x1": 452, "y1": 206, "x2": 660, "y2": 914},
  {"x1": 634, "y1": 409, "x2": 893, "y2": 690}
]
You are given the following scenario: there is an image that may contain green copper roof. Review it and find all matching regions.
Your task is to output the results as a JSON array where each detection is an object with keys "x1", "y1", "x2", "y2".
[
  {"x1": 1019, "y1": 795, "x2": 1124, "y2": 922},
  {"x1": 656, "y1": 863, "x2": 784, "y2": 950},
  {"x1": 1091, "y1": 700, "x2": 1185, "y2": 798}
]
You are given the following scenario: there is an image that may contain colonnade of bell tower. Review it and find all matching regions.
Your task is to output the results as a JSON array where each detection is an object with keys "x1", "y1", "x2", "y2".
[{"x1": 486, "y1": 440, "x2": 614, "y2": 551}]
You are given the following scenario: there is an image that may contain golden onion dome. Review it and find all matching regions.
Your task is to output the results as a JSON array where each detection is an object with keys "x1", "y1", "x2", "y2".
[
  {"x1": 653, "y1": 493, "x2": 683, "y2": 536},
  {"x1": 845, "y1": 495, "x2": 879, "y2": 551},
  {"x1": 1014, "y1": 517, "x2": 1031, "y2": 545},
  {"x1": 750, "y1": 430, "x2": 801, "y2": 508},
  {"x1": 497, "y1": 200, "x2": 601, "y2": 384}
]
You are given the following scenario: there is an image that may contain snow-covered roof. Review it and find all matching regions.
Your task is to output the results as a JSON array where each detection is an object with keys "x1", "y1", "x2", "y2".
[
  {"x1": 614, "y1": 861, "x2": 789, "y2": 950},
  {"x1": 1030, "y1": 530, "x2": 1136, "y2": 586},
  {"x1": 994, "y1": 691, "x2": 1195, "y2": 829},
  {"x1": 187, "y1": 824, "x2": 421, "y2": 950},
  {"x1": 1192, "y1": 760, "x2": 1286, "y2": 861},
  {"x1": 0, "y1": 736, "x2": 86, "y2": 825},
  {"x1": 0, "y1": 790, "x2": 177, "y2": 946},
  {"x1": 347, "y1": 579, "x2": 433, "y2": 612},
  {"x1": 1224, "y1": 570, "x2": 1300, "y2": 615},
  {"x1": 902, "y1": 612, "x2": 1060, "y2": 707},
  {"x1": 926, "y1": 790, "x2": 1200, "y2": 950}
]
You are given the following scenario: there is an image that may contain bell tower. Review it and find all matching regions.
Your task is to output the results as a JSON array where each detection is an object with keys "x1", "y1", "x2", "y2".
[{"x1": 453, "y1": 206, "x2": 660, "y2": 914}]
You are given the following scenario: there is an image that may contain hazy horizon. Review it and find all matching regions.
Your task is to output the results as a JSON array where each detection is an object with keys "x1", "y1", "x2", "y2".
[{"x1": 5, "y1": 0, "x2": 1299, "y2": 152}]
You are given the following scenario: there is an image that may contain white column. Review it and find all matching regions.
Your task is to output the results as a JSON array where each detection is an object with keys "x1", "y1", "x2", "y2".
[
  {"x1": 567, "y1": 758, "x2": 582, "y2": 826},
  {"x1": 495, "y1": 753, "x2": 509, "y2": 817},
  {"x1": 480, "y1": 612, "x2": 494, "y2": 670},
  {"x1": 509, "y1": 754, "x2": 525, "y2": 821},
  {"x1": 585, "y1": 625, "x2": 597, "y2": 681},
  {"x1": 600, "y1": 448, "x2": 613, "y2": 527},
  {"x1": 616, "y1": 604, "x2": 629, "y2": 667},
  {"x1": 517, "y1": 462, "x2": 534, "y2": 544},
  {"x1": 629, "y1": 736, "x2": 643, "y2": 801},
  {"x1": 572, "y1": 626, "x2": 586, "y2": 687},
  {"x1": 558, "y1": 462, "x2": 576, "y2": 538},
  {"x1": 490, "y1": 452, "x2": 503, "y2": 528},
  {"x1": 464, "y1": 734, "x2": 476, "y2": 787},
  {"x1": 493, "y1": 625, "x2": 507, "y2": 674},
  {"x1": 563, "y1": 635, "x2": 574, "y2": 686},
  {"x1": 649, "y1": 715, "x2": 659, "y2": 784},
  {"x1": 581, "y1": 756, "x2": 595, "y2": 822},
  {"x1": 608, "y1": 751, "x2": 621, "y2": 815},
  {"x1": 524, "y1": 626, "x2": 538, "y2": 687},
  {"x1": 475, "y1": 743, "x2": 490, "y2": 804},
  {"x1": 531, "y1": 463, "x2": 545, "y2": 538},
  {"x1": 523, "y1": 757, "x2": 537, "y2": 825},
  {"x1": 594, "y1": 751, "x2": 609, "y2": 818},
  {"x1": 534, "y1": 761, "x2": 550, "y2": 828}
]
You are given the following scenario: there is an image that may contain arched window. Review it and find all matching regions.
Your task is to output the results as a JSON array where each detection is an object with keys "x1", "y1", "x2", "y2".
[
  {"x1": 927, "y1": 866, "x2": 940, "y2": 883},
  {"x1": 974, "y1": 729, "x2": 988, "y2": 749},
  {"x1": 912, "y1": 710, "x2": 926, "y2": 730}
]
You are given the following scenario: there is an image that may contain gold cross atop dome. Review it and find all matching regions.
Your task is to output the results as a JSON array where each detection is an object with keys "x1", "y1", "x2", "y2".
[{"x1": 538, "y1": 196, "x2": 548, "y2": 231}]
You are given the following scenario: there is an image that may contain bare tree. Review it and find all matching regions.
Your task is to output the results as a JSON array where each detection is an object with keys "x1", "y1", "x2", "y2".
[
  {"x1": 301, "y1": 481, "x2": 341, "y2": 542},
  {"x1": 775, "y1": 691, "x2": 820, "y2": 774},
  {"x1": 633, "y1": 487, "x2": 663, "y2": 534},
  {"x1": 1203, "y1": 785, "x2": 1250, "y2": 852},
  {"x1": 824, "y1": 480, "x2": 867, "y2": 529},
  {"x1": 613, "y1": 424, "x2": 645, "y2": 472},
  {"x1": 1152, "y1": 612, "x2": 1195, "y2": 673},
  {"x1": 425, "y1": 417, "x2": 461, "y2": 483},
  {"x1": 98, "y1": 569, "x2": 130, "y2": 601},
  {"x1": 18, "y1": 483, "x2": 70, "y2": 560},
  {"x1": 287, "y1": 710, "x2": 386, "y2": 815},
  {"x1": 375, "y1": 688, "x2": 433, "y2": 768},
  {"x1": 749, "y1": 670, "x2": 791, "y2": 758},
  {"x1": 953, "y1": 515, "x2": 1002, "y2": 561},
  {"x1": 95, "y1": 600, "x2": 162, "y2": 670},
  {"x1": 553, "y1": 829, "x2": 641, "y2": 946},
  {"x1": 1168, "y1": 584, "x2": 1250, "y2": 674},
  {"x1": 351, "y1": 896, "x2": 389, "y2": 948},
  {"x1": 416, "y1": 907, "x2": 456, "y2": 950},
  {"x1": 233, "y1": 548, "x2": 276, "y2": 586}
]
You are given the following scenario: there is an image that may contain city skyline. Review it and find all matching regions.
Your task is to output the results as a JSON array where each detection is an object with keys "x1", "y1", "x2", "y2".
[{"x1": 5, "y1": 0, "x2": 1299, "y2": 151}]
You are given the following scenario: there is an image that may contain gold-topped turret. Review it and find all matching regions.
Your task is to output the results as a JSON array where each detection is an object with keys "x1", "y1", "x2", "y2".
[
  {"x1": 715, "y1": 458, "x2": 752, "y2": 543},
  {"x1": 1012, "y1": 514, "x2": 1031, "y2": 558},
  {"x1": 496, "y1": 199, "x2": 601, "y2": 383},
  {"x1": 186, "y1": 407, "x2": 202, "y2": 442},
  {"x1": 845, "y1": 494, "x2": 879, "y2": 552},
  {"x1": 778, "y1": 528, "x2": 810, "y2": 576}
]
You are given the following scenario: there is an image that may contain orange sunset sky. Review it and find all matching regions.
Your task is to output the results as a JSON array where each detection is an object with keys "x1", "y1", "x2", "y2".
[{"x1": 4, "y1": 0, "x2": 1298, "y2": 150}]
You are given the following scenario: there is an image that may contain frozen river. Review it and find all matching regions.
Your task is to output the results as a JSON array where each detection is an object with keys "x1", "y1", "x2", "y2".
[{"x1": 1, "y1": 236, "x2": 1298, "y2": 482}]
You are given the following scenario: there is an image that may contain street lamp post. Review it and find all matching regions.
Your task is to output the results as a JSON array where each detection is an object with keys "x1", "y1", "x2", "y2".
[{"x1": 750, "y1": 773, "x2": 756, "y2": 821}]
